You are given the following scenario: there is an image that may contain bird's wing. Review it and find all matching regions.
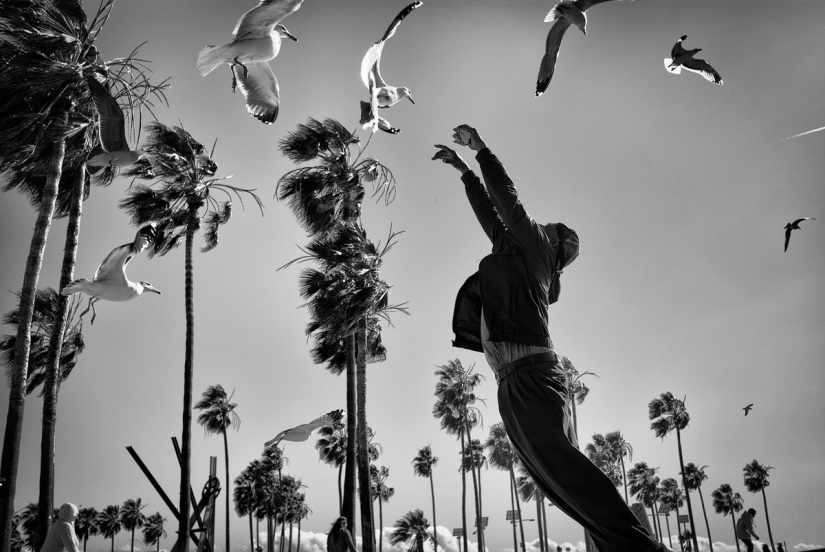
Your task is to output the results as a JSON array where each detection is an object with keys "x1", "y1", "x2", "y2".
[
  {"x1": 86, "y1": 77, "x2": 128, "y2": 153},
  {"x1": 574, "y1": 0, "x2": 614, "y2": 12},
  {"x1": 265, "y1": 409, "x2": 344, "y2": 447},
  {"x1": 792, "y1": 217, "x2": 815, "y2": 227},
  {"x1": 670, "y1": 36, "x2": 687, "y2": 58},
  {"x1": 360, "y1": 2, "x2": 422, "y2": 89},
  {"x1": 664, "y1": 58, "x2": 682, "y2": 74},
  {"x1": 682, "y1": 58, "x2": 723, "y2": 84},
  {"x1": 234, "y1": 62, "x2": 280, "y2": 124},
  {"x1": 93, "y1": 224, "x2": 156, "y2": 282},
  {"x1": 378, "y1": 1, "x2": 422, "y2": 44},
  {"x1": 536, "y1": 17, "x2": 571, "y2": 96},
  {"x1": 784, "y1": 226, "x2": 792, "y2": 252},
  {"x1": 233, "y1": 0, "x2": 304, "y2": 40}
]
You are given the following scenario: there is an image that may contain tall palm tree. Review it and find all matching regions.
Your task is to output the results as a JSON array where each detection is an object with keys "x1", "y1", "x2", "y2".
[
  {"x1": 121, "y1": 121, "x2": 260, "y2": 552},
  {"x1": 235, "y1": 464, "x2": 260, "y2": 552},
  {"x1": 412, "y1": 445, "x2": 439, "y2": 552},
  {"x1": 711, "y1": 484, "x2": 744, "y2": 552},
  {"x1": 370, "y1": 465, "x2": 394, "y2": 552},
  {"x1": 604, "y1": 432, "x2": 633, "y2": 503},
  {"x1": 390, "y1": 510, "x2": 431, "y2": 552},
  {"x1": 559, "y1": 356, "x2": 597, "y2": 437},
  {"x1": 517, "y1": 470, "x2": 547, "y2": 552},
  {"x1": 120, "y1": 498, "x2": 147, "y2": 552},
  {"x1": 484, "y1": 423, "x2": 525, "y2": 552},
  {"x1": 294, "y1": 501, "x2": 311, "y2": 552},
  {"x1": 627, "y1": 462, "x2": 662, "y2": 543},
  {"x1": 460, "y1": 438, "x2": 487, "y2": 552},
  {"x1": 584, "y1": 434, "x2": 623, "y2": 488},
  {"x1": 97, "y1": 505, "x2": 122, "y2": 552},
  {"x1": 75, "y1": 506, "x2": 100, "y2": 552},
  {"x1": 659, "y1": 478, "x2": 685, "y2": 551},
  {"x1": 195, "y1": 384, "x2": 241, "y2": 552},
  {"x1": 316, "y1": 420, "x2": 347, "y2": 512},
  {"x1": 432, "y1": 359, "x2": 484, "y2": 552},
  {"x1": 141, "y1": 513, "x2": 167, "y2": 552},
  {"x1": 743, "y1": 460, "x2": 776, "y2": 552},
  {"x1": 649, "y1": 392, "x2": 699, "y2": 552},
  {"x1": 683, "y1": 463, "x2": 712, "y2": 552}
]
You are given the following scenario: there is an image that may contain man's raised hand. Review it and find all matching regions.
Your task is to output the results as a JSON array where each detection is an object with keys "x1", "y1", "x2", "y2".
[
  {"x1": 432, "y1": 144, "x2": 470, "y2": 174},
  {"x1": 452, "y1": 125, "x2": 486, "y2": 151}
]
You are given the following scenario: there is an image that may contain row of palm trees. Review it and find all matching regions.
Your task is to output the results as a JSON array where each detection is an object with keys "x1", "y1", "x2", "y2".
[{"x1": 10, "y1": 498, "x2": 165, "y2": 552}]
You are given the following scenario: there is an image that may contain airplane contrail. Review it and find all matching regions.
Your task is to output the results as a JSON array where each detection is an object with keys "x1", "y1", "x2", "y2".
[{"x1": 776, "y1": 125, "x2": 825, "y2": 143}]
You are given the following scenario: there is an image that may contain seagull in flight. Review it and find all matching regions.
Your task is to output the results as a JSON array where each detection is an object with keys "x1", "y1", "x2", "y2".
[
  {"x1": 664, "y1": 35, "x2": 723, "y2": 85},
  {"x1": 197, "y1": 0, "x2": 304, "y2": 124},
  {"x1": 536, "y1": 0, "x2": 622, "y2": 96},
  {"x1": 784, "y1": 218, "x2": 815, "y2": 252},
  {"x1": 360, "y1": 72, "x2": 400, "y2": 134},
  {"x1": 360, "y1": 1, "x2": 421, "y2": 110},
  {"x1": 86, "y1": 77, "x2": 146, "y2": 168},
  {"x1": 743, "y1": 404, "x2": 753, "y2": 416},
  {"x1": 264, "y1": 409, "x2": 345, "y2": 448},
  {"x1": 60, "y1": 224, "x2": 160, "y2": 324}
]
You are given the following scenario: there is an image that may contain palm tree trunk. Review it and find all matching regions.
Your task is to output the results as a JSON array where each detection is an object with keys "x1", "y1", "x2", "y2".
[
  {"x1": 535, "y1": 497, "x2": 544, "y2": 552},
  {"x1": 0, "y1": 129, "x2": 66, "y2": 546},
  {"x1": 279, "y1": 517, "x2": 286, "y2": 552},
  {"x1": 648, "y1": 506, "x2": 659, "y2": 542},
  {"x1": 131, "y1": 528, "x2": 135, "y2": 552},
  {"x1": 507, "y1": 468, "x2": 518, "y2": 552},
  {"x1": 297, "y1": 516, "x2": 302, "y2": 552},
  {"x1": 674, "y1": 502, "x2": 684, "y2": 552},
  {"x1": 760, "y1": 489, "x2": 775, "y2": 552},
  {"x1": 664, "y1": 514, "x2": 673, "y2": 550},
  {"x1": 730, "y1": 513, "x2": 740, "y2": 552},
  {"x1": 35, "y1": 163, "x2": 84, "y2": 551},
  {"x1": 177, "y1": 203, "x2": 200, "y2": 552},
  {"x1": 378, "y1": 497, "x2": 384, "y2": 552},
  {"x1": 429, "y1": 472, "x2": 438, "y2": 552},
  {"x1": 343, "y1": 333, "x2": 357, "y2": 538},
  {"x1": 620, "y1": 457, "x2": 629, "y2": 503},
  {"x1": 356, "y1": 320, "x2": 375, "y2": 552},
  {"x1": 288, "y1": 521, "x2": 293, "y2": 552},
  {"x1": 653, "y1": 503, "x2": 664, "y2": 547},
  {"x1": 337, "y1": 465, "x2": 343, "y2": 514},
  {"x1": 223, "y1": 430, "x2": 231, "y2": 552},
  {"x1": 512, "y1": 467, "x2": 526, "y2": 552},
  {"x1": 675, "y1": 428, "x2": 700, "y2": 552},
  {"x1": 696, "y1": 486, "x2": 713, "y2": 552},
  {"x1": 465, "y1": 424, "x2": 483, "y2": 552},
  {"x1": 541, "y1": 499, "x2": 549, "y2": 552},
  {"x1": 459, "y1": 430, "x2": 467, "y2": 552},
  {"x1": 111, "y1": 536, "x2": 115, "y2": 552},
  {"x1": 249, "y1": 512, "x2": 254, "y2": 552}
]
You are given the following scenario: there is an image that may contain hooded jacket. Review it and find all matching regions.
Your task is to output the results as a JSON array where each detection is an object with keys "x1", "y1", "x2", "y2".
[
  {"x1": 40, "y1": 503, "x2": 80, "y2": 552},
  {"x1": 736, "y1": 510, "x2": 758, "y2": 540},
  {"x1": 452, "y1": 148, "x2": 573, "y2": 352}
]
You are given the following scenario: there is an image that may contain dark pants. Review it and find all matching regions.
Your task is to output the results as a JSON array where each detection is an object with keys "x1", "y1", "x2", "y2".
[
  {"x1": 742, "y1": 539, "x2": 754, "y2": 552},
  {"x1": 497, "y1": 359, "x2": 661, "y2": 552}
]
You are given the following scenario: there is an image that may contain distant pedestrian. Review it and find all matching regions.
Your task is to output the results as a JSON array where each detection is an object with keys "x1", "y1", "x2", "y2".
[
  {"x1": 327, "y1": 517, "x2": 357, "y2": 552},
  {"x1": 39, "y1": 503, "x2": 80, "y2": 552},
  {"x1": 736, "y1": 508, "x2": 760, "y2": 552},
  {"x1": 762, "y1": 545, "x2": 771, "y2": 552}
]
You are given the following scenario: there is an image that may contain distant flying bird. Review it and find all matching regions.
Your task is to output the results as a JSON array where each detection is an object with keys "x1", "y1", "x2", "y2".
[
  {"x1": 197, "y1": 0, "x2": 304, "y2": 124},
  {"x1": 743, "y1": 404, "x2": 753, "y2": 416},
  {"x1": 664, "y1": 35, "x2": 723, "y2": 85},
  {"x1": 264, "y1": 409, "x2": 345, "y2": 448},
  {"x1": 535, "y1": 0, "x2": 620, "y2": 96},
  {"x1": 61, "y1": 224, "x2": 161, "y2": 325},
  {"x1": 360, "y1": 1, "x2": 421, "y2": 110},
  {"x1": 784, "y1": 217, "x2": 815, "y2": 252},
  {"x1": 86, "y1": 77, "x2": 147, "y2": 168}
]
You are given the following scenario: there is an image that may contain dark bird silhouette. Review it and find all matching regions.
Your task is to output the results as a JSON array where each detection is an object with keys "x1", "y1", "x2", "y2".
[
  {"x1": 784, "y1": 218, "x2": 815, "y2": 252},
  {"x1": 664, "y1": 35, "x2": 723, "y2": 85},
  {"x1": 743, "y1": 404, "x2": 753, "y2": 416}
]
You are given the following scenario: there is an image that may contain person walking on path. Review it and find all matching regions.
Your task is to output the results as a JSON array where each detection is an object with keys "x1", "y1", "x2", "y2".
[
  {"x1": 432, "y1": 125, "x2": 664, "y2": 552},
  {"x1": 737, "y1": 508, "x2": 760, "y2": 552},
  {"x1": 39, "y1": 503, "x2": 80, "y2": 552},
  {"x1": 326, "y1": 517, "x2": 357, "y2": 552}
]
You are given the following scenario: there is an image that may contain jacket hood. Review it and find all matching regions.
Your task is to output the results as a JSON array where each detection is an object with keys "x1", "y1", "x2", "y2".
[{"x1": 58, "y1": 503, "x2": 78, "y2": 522}]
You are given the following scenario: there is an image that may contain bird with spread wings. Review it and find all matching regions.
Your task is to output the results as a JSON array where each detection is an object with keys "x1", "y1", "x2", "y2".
[{"x1": 264, "y1": 409, "x2": 345, "y2": 448}]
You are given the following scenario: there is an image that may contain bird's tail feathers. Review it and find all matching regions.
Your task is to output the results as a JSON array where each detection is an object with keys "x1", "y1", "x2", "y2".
[
  {"x1": 61, "y1": 279, "x2": 90, "y2": 296},
  {"x1": 197, "y1": 45, "x2": 230, "y2": 76},
  {"x1": 536, "y1": 78, "x2": 550, "y2": 97},
  {"x1": 664, "y1": 58, "x2": 681, "y2": 74}
]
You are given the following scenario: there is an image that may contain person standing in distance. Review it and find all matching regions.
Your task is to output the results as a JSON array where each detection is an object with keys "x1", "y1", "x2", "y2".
[{"x1": 326, "y1": 517, "x2": 357, "y2": 552}]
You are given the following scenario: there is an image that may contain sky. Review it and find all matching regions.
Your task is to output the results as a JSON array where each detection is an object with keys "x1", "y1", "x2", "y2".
[{"x1": 1, "y1": 1, "x2": 824, "y2": 552}]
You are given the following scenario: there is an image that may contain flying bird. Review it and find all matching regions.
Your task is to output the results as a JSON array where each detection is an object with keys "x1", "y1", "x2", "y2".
[
  {"x1": 60, "y1": 224, "x2": 161, "y2": 325},
  {"x1": 86, "y1": 77, "x2": 147, "y2": 168},
  {"x1": 264, "y1": 409, "x2": 345, "y2": 448},
  {"x1": 360, "y1": 72, "x2": 400, "y2": 134},
  {"x1": 784, "y1": 217, "x2": 815, "y2": 252},
  {"x1": 535, "y1": 0, "x2": 621, "y2": 96},
  {"x1": 197, "y1": 0, "x2": 304, "y2": 124},
  {"x1": 360, "y1": 1, "x2": 421, "y2": 113},
  {"x1": 664, "y1": 35, "x2": 723, "y2": 85},
  {"x1": 743, "y1": 404, "x2": 753, "y2": 416}
]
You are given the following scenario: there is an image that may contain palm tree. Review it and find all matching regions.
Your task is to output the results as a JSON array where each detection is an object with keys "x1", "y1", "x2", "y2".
[
  {"x1": 120, "y1": 498, "x2": 148, "y2": 552},
  {"x1": 390, "y1": 510, "x2": 431, "y2": 552},
  {"x1": 10, "y1": 509, "x2": 25, "y2": 552},
  {"x1": 316, "y1": 420, "x2": 347, "y2": 512},
  {"x1": 97, "y1": 505, "x2": 122, "y2": 552},
  {"x1": 604, "y1": 432, "x2": 633, "y2": 503},
  {"x1": 517, "y1": 470, "x2": 548, "y2": 552},
  {"x1": 277, "y1": 118, "x2": 400, "y2": 546},
  {"x1": 14, "y1": 503, "x2": 38, "y2": 552},
  {"x1": 649, "y1": 392, "x2": 700, "y2": 552},
  {"x1": 371, "y1": 465, "x2": 394, "y2": 552},
  {"x1": 460, "y1": 438, "x2": 487, "y2": 552},
  {"x1": 627, "y1": 462, "x2": 662, "y2": 543},
  {"x1": 120, "y1": 121, "x2": 260, "y2": 552},
  {"x1": 412, "y1": 445, "x2": 439, "y2": 552},
  {"x1": 484, "y1": 423, "x2": 525, "y2": 552},
  {"x1": 141, "y1": 513, "x2": 167, "y2": 552},
  {"x1": 683, "y1": 463, "x2": 713, "y2": 552},
  {"x1": 195, "y1": 384, "x2": 241, "y2": 552},
  {"x1": 659, "y1": 478, "x2": 685, "y2": 551},
  {"x1": 432, "y1": 359, "x2": 484, "y2": 552},
  {"x1": 295, "y1": 502, "x2": 311, "y2": 552},
  {"x1": 75, "y1": 506, "x2": 100, "y2": 552},
  {"x1": 235, "y1": 463, "x2": 260, "y2": 552},
  {"x1": 711, "y1": 484, "x2": 744, "y2": 552},
  {"x1": 743, "y1": 460, "x2": 776, "y2": 552},
  {"x1": 559, "y1": 356, "x2": 597, "y2": 438},
  {"x1": 584, "y1": 434, "x2": 623, "y2": 489}
]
